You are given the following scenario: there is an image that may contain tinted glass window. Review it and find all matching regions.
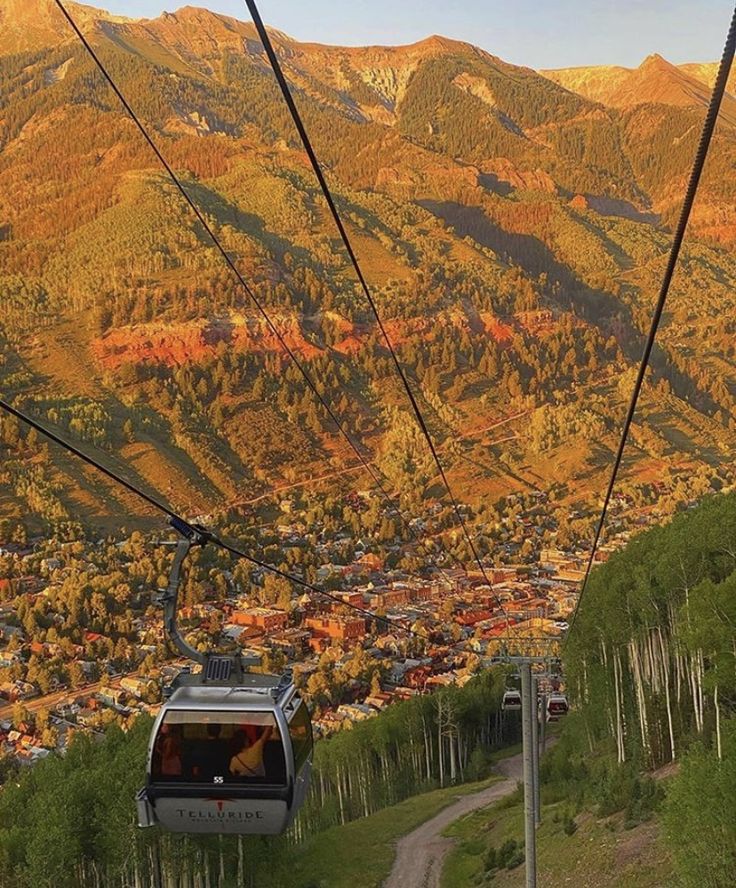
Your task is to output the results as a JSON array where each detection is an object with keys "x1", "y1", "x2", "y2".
[
  {"x1": 151, "y1": 711, "x2": 287, "y2": 785},
  {"x1": 289, "y1": 700, "x2": 313, "y2": 771}
]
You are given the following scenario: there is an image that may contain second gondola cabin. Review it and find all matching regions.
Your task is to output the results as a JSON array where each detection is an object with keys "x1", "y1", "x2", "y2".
[
  {"x1": 546, "y1": 693, "x2": 569, "y2": 722},
  {"x1": 137, "y1": 673, "x2": 312, "y2": 834},
  {"x1": 502, "y1": 689, "x2": 522, "y2": 712}
]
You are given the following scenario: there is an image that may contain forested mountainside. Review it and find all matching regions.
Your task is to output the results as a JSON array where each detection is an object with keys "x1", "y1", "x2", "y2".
[
  {"x1": 2, "y1": 0, "x2": 736, "y2": 560},
  {"x1": 564, "y1": 490, "x2": 736, "y2": 767},
  {"x1": 551, "y1": 491, "x2": 736, "y2": 886}
]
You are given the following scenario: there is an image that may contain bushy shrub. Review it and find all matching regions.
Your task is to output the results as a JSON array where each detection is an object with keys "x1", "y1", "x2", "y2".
[
  {"x1": 485, "y1": 838, "x2": 524, "y2": 875},
  {"x1": 467, "y1": 745, "x2": 491, "y2": 781},
  {"x1": 593, "y1": 763, "x2": 662, "y2": 819}
]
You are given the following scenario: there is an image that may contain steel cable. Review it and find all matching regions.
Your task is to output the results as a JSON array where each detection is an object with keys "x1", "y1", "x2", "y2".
[
  {"x1": 244, "y1": 0, "x2": 510, "y2": 622},
  {"x1": 52, "y1": 0, "x2": 467, "y2": 585},
  {"x1": 566, "y1": 3, "x2": 736, "y2": 644}
]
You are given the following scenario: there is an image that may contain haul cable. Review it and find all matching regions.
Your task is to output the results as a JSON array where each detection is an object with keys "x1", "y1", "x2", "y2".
[
  {"x1": 0, "y1": 397, "x2": 552, "y2": 652},
  {"x1": 0, "y1": 396, "x2": 422, "y2": 638},
  {"x1": 244, "y1": 0, "x2": 511, "y2": 625}
]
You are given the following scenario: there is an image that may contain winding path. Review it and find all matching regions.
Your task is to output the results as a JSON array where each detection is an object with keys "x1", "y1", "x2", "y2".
[{"x1": 383, "y1": 752, "x2": 523, "y2": 888}]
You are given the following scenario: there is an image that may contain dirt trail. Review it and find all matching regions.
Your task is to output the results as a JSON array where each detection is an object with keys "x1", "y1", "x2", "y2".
[{"x1": 383, "y1": 752, "x2": 523, "y2": 888}]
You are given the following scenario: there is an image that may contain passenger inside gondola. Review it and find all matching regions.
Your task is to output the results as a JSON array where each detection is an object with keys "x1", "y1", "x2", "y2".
[
  {"x1": 229, "y1": 725, "x2": 273, "y2": 777},
  {"x1": 151, "y1": 712, "x2": 287, "y2": 785},
  {"x1": 158, "y1": 724, "x2": 183, "y2": 778},
  {"x1": 191, "y1": 723, "x2": 228, "y2": 781}
]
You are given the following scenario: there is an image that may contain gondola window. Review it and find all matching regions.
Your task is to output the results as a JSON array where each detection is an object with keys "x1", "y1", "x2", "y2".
[
  {"x1": 289, "y1": 701, "x2": 313, "y2": 771},
  {"x1": 152, "y1": 711, "x2": 287, "y2": 785}
]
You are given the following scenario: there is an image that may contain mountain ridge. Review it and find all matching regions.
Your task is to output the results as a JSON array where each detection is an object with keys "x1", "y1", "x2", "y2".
[
  {"x1": 2, "y1": 0, "x2": 731, "y2": 117},
  {"x1": 0, "y1": 0, "x2": 131, "y2": 53},
  {"x1": 543, "y1": 52, "x2": 736, "y2": 124}
]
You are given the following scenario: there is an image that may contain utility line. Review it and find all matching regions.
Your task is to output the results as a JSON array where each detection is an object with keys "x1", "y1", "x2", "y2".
[
  {"x1": 52, "y1": 0, "x2": 465, "y2": 585},
  {"x1": 0, "y1": 397, "x2": 176, "y2": 520},
  {"x1": 0, "y1": 10, "x2": 560, "y2": 666},
  {"x1": 47, "y1": 0, "x2": 540, "y2": 652},
  {"x1": 566, "y1": 3, "x2": 736, "y2": 644},
  {"x1": 244, "y1": 0, "x2": 510, "y2": 623}
]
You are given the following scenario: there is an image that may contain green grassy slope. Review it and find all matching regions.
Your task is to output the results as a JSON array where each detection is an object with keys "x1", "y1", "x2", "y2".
[
  {"x1": 272, "y1": 777, "x2": 503, "y2": 888},
  {"x1": 441, "y1": 795, "x2": 673, "y2": 888}
]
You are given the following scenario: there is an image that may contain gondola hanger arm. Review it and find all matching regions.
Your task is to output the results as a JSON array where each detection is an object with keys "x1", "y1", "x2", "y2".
[
  {"x1": 160, "y1": 536, "x2": 207, "y2": 667},
  {"x1": 159, "y1": 518, "x2": 260, "y2": 675}
]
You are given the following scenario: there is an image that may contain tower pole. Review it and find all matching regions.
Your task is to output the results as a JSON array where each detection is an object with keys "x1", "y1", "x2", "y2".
[
  {"x1": 520, "y1": 662, "x2": 537, "y2": 888},
  {"x1": 532, "y1": 673, "x2": 541, "y2": 827}
]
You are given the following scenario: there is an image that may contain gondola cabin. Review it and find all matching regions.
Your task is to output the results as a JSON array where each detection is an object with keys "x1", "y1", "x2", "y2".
[
  {"x1": 137, "y1": 674, "x2": 312, "y2": 835},
  {"x1": 502, "y1": 690, "x2": 522, "y2": 712},
  {"x1": 546, "y1": 693, "x2": 569, "y2": 722}
]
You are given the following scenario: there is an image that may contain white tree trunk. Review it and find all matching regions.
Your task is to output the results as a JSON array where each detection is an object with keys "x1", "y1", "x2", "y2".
[
  {"x1": 658, "y1": 628, "x2": 676, "y2": 761},
  {"x1": 629, "y1": 639, "x2": 650, "y2": 760},
  {"x1": 697, "y1": 650, "x2": 705, "y2": 732},
  {"x1": 613, "y1": 648, "x2": 625, "y2": 764},
  {"x1": 688, "y1": 652, "x2": 702, "y2": 733},
  {"x1": 449, "y1": 728, "x2": 457, "y2": 784},
  {"x1": 438, "y1": 703, "x2": 445, "y2": 788}
]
